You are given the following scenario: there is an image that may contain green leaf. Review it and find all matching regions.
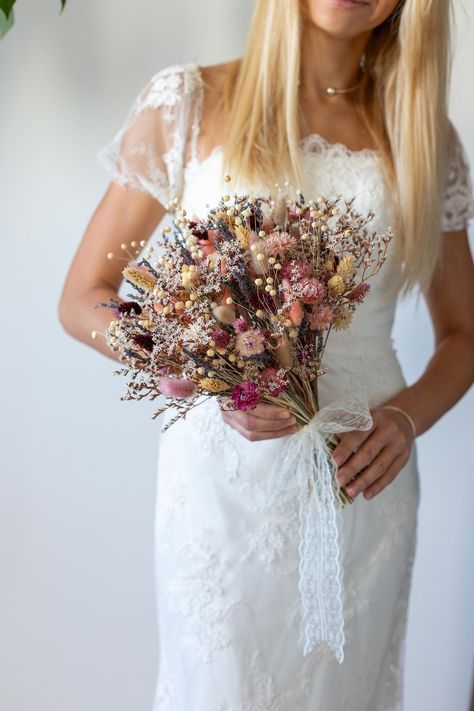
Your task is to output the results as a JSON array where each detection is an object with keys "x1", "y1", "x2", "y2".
[
  {"x1": 60, "y1": 0, "x2": 67, "y2": 11},
  {"x1": 0, "y1": 7, "x2": 14, "y2": 37},
  {"x1": 0, "y1": 0, "x2": 15, "y2": 20}
]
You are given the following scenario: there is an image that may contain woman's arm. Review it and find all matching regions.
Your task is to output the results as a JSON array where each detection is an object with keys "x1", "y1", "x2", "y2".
[
  {"x1": 333, "y1": 229, "x2": 474, "y2": 500},
  {"x1": 58, "y1": 183, "x2": 166, "y2": 362}
]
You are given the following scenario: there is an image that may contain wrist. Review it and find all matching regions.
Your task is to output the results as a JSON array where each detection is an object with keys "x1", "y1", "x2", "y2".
[{"x1": 379, "y1": 404, "x2": 417, "y2": 440}]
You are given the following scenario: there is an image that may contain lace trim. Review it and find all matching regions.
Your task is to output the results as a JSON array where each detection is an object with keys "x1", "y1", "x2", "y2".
[{"x1": 442, "y1": 125, "x2": 474, "y2": 232}]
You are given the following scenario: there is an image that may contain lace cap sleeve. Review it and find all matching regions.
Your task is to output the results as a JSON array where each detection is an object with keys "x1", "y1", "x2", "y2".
[
  {"x1": 442, "y1": 123, "x2": 474, "y2": 233},
  {"x1": 97, "y1": 62, "x2": 203, "y2": 207}
]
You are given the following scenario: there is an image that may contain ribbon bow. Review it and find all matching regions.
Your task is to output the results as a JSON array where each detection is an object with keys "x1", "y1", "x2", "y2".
[{"x1": 267, "y1": 393, "x2": 373, "y2": 663}]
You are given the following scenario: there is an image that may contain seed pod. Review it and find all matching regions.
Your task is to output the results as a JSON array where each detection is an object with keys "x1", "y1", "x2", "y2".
[
  {"x1": 274, "y1": 336, "x2": 293, "y2": 368},
  {"x1": 212, "y1": 305, "x2": 236, "y2": 324},
  {"x1": 272, "y1": 195, "x2": 287, "y2": 226}
]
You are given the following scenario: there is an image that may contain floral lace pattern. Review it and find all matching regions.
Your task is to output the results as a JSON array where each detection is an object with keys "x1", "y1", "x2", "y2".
[{"x1": 166, "y1": 535, "x2": 243, "y2": 664}]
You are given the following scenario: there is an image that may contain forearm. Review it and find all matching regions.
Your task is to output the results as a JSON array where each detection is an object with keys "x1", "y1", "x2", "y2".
[
  {"x1": 385, "y1": 329, "x2": 474, "y2": 437},
  {"x1": 59, "y1": 285, "x2": 124, "y2": 363}
]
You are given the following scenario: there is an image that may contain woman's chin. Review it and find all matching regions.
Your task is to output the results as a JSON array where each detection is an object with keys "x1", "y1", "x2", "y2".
[{"x1": 304, "y1": 0, "x2": 375, "y2": 39}]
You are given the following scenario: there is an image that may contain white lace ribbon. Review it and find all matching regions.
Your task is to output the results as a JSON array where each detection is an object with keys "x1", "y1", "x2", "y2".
[{"x1": 266, "y1": 394, "x2": 373, "y2": 663}]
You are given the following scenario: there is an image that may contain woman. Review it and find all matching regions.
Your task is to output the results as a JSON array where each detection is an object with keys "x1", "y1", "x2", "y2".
[{"x1": 58, "y1": 0, "x2": 474, "y2": 708}]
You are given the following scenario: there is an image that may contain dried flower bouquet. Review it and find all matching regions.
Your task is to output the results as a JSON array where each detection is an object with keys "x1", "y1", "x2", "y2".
[{"x1": 95, "y1": 180, "x2": 392, "y2": 506}]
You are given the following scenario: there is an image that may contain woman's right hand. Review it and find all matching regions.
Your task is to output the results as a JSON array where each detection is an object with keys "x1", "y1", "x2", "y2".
[{"x1": 219, "y1": 403, "x2": 299, "y2": 441}]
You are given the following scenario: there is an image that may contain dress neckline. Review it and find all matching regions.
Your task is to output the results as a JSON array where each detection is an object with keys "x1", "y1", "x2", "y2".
[{"x1": 187, "y1": 61, "x2": 381, "y2": 163}]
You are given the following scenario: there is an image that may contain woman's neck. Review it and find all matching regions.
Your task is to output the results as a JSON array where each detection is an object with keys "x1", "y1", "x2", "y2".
[{"x1": 299, "y1": 23, "x2": 370, "y2": 104}]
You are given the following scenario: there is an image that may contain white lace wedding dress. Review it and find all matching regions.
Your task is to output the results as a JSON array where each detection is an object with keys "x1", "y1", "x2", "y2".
[{"x1": 98, "y1": 63, "x2": 474, "y2": 710}]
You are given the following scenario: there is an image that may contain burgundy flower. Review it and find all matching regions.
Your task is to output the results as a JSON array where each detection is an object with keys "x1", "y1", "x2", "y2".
[
  {"x1": 211, "y1": 328, "x2": 231, "y2": 348},
  {"x1": 117, "y1": 301, "x2": 142, "y2": 316},
  {"x1": 259, "y1": 367, "x2": 288, "y2": 397},
  {"x1": 231, "y1": 382, "x2": 261, "y2": 411},
  {"x1": 292, "y1": 277, "x2": 325, "y2": 304},
  {"x1": 347, "y1": 282, "x2": 370, "y2": 302},
  {"x1": 233, "y1": 318, "x2": 251, "y2": 333},
  {"x1": 280, "y1": 260, "x2": 311, "y2": 281},
  {"x1": 131, "y1": 333, "x2": 154, "y2": 351}
]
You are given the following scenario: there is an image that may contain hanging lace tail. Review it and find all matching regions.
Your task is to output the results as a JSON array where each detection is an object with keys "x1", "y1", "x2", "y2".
[{"x1": 266, "y1": 394, "x2": 373, "y2": 663}]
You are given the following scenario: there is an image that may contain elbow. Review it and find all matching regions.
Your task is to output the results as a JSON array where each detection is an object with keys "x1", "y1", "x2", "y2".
[{"x1": 57, "y1": 292, "x2": 77, "y2": 338}]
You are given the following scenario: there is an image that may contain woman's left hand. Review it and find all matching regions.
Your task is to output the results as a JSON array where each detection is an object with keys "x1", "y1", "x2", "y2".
[{"x1": 332, "y1": 407, "x2": 415, "y2": 501}]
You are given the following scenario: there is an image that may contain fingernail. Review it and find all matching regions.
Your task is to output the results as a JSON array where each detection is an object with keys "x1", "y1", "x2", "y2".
[
  {"x1": 347, "y1": 486, "x2": 357, "y2": 497},
  {"x1": 365, "y1": 491, "x2": 372, "y2": 499}
]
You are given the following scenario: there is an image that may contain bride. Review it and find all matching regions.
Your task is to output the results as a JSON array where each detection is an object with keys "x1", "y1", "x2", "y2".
[{"x1": 59, "y1": 0, "x2": 474, "y2": 708}]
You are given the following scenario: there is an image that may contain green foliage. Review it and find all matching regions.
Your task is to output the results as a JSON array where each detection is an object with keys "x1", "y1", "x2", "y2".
[
  {"x1": 0, "y1": 1, "x2": 67, "y2": 39},
  {"x1": 0, "y1": 6, "x2": 13, "y2": 37},
  {"x1": 0, "y1": 0, "x2": 15, "y2": 19}
]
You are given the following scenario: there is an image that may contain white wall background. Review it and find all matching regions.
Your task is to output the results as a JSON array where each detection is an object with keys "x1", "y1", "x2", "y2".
[{"x1": 0, "y1": 1, "x2": 472, "y2": 710}]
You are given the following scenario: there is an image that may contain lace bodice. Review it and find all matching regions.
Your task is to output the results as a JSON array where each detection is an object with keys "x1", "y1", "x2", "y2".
[{"x1": 98, "y1": 61, "x2": 474, "y2": 234}]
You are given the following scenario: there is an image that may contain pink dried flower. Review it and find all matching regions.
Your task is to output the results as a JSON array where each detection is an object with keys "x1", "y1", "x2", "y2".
[
  {"x1": 347, "y1": 282, "x2": 371, "y2": 302},
  {"x1": 231, "y1": 382, "x2": 261, "y2": 411},
  {"x1": 234, "y1": 318, "x2": 251, "y2": 333},
  {"x1": 308, "y1": 304, "x2": 334, "y2": 330},
  {"x1": 280, "y1": 260, "x2": 311, "y2": 281},
  {"x1": 211, "y1": 328, "x2": 231, "y2": 348},
  {"x1": 293, "y1": 277, "x2": 325, "y2": 304},
  {"x1": 235, "y1": 329, "x2": 266, "y2": 356},
  {"x1": 159, "y1": 377, "x2": 197, "y2": 399},
  {"x1": 259, "y1": 367, "x2": 288, "y2": 396},
  {"x1": 265, "y1": 231, "x2": 297, "y2": 257}
]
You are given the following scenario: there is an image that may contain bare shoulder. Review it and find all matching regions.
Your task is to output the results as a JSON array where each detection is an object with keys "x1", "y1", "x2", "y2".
[
  {"x1": 196, "y1": 60, "x2": 240, "y2": 157},
  {"x1": 199, "y1": 59, "x2": 239, "y2": 94}
]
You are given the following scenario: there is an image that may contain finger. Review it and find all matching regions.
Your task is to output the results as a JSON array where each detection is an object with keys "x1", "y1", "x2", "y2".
[
  {"x1": 220, "y1": 402, "x2": 293, "y2": 421},
  {"x1": 332, "y1": 427, "x2": 374, "y2": 468},
  {"x1": 344, "y1": 441, "x2": 403, "y2": 498},
  {"x1": 246, "y1": 403, "x2": 294, "y2": 420},
  {"x1": 362, "y1": 451, "x2": 409, "y2": 500},
  {"x1": 224, "y1": 410, "x2": 297, "y2": 432},
  {"x1": 227, "y1": 418, "x2": 299, "y2": 442},
  {"x1": 336, "y1": 426, "x2": 394, "y2": 487}
]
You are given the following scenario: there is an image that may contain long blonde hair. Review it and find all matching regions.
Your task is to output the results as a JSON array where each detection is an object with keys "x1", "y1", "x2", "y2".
[{"x1": 220, "y1": 0, "x2": 453, "y2": 294}]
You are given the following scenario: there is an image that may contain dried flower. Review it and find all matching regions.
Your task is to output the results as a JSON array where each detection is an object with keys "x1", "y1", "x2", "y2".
[
  {"x1": 328, "y1": 274, "x2": 346, "y2": 295},
  {"x1": 288, "y1": 300, "x2": 303, "y2": 326},
  {"x1": 200, "y1": 378, "x2": 230, "y2": 393},
  {"x1": 336, "y1": 255, "x2": 356, "y2": 280},
  {"x1": 212, "y1": 305, "x2": 236, "y2": 324},
  {"x1": 272, "y1": 195, "x2": 287, "y2": 226},
  {"x1": 259, "y1": 367, "x2": 288, "y2": 396},
  {"x1": 308, "y1": 305, "x2": 334, "y2": 330},
  {"x1": 333, "y1": 306, "x2": 354, "y2": 330},
  {"x1": 131, "y1": 333, "x2": 154, "y2": 351},
  {"x1": 233, "y1": 318, "x2": 250, "y2": 333},
  {"x1": 211, "y1": 328, "x2": 231, "y2": 348},
  {"x1": 293, "y1": 277, "x2": 325, "y2": 304},
  {"x1": 347, "y1": 282, "x2": 370, "y2": 302},
  {"x1": 159, "y1": 377, "x2": 198, "y2": 399},
  {"x1": 231, "y1": 381, "x2": 261, "y2": 411},
  {"x1": 265, "y1": 231, "x2": 297, "y2": 256},
  {"x1": 235, "y1": 329, "x2": 266, "y2": 356},
  {"x1": 117, "y1": 301, "x2": 142, "y2": 316},
  {"x1": 234, "y1": 225, "x2": 250, "y2": 249},
  {"x1": 274, "y1": 336, "x2": 293, "y2": 368},
  {"x1": 122, "y1": 266, "x2": 157, "y2": 293},
  {"x1": 280, "y1": 260, "x2": 311, "y2": 281}
]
